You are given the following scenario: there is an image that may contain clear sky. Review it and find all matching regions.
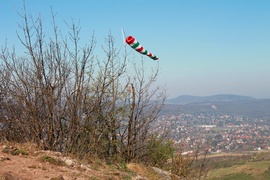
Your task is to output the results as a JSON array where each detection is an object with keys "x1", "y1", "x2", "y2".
[{"x1": 1, "y1": 0, "x2": 270, "y2": 99}]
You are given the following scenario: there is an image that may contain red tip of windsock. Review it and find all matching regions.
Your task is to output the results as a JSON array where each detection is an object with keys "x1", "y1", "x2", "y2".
[{"x1": 125, "y1": 36, "x2": 135, "y2": 44}]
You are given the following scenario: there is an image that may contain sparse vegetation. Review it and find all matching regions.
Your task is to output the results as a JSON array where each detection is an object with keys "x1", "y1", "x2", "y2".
[
  {"x1": 41, "y1": 155, "x2": 65, "y2": 166},
  {"x1": 2, "y1": 146, "x2": 29, "y2": 156},
  {"x1": 143, "y1": 134, "x2": 174, "y2": 167},
  {"x1": 11, "y1": 148, "x2": 28, "y2": 156},
  {"x1": 2, "y1": 147, "x2": 9, "y2": 154},
  {"x1": 27, "y1": 165, "x2": 38, "y2": 169}
]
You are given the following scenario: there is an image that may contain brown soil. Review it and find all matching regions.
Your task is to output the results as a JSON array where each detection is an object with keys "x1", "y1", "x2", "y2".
[{"x1": 0, "y1": 142, "x2": 166, "y2": 180}]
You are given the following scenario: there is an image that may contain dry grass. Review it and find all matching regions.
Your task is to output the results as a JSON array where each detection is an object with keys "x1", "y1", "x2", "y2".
[
  {"x1": 127, "y1": 163, "x2": 166, "y2": 179},
  {"x1": 207, "y1": 160, "x2": 270, "y2": 180}
]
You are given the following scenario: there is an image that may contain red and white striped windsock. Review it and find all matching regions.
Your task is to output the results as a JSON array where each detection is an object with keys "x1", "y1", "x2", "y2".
[{"x1": 125, "y1": 36, "x2": 159, "y2": 60}]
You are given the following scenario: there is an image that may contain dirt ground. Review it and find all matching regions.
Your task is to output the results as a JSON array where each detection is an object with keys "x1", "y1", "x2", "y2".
[
  {"x1": 0, "y1": 142, "x2": 168, "y2": 180},
  {"x1": 0, "y1": 143, "x2": 117, "y2": 180}
]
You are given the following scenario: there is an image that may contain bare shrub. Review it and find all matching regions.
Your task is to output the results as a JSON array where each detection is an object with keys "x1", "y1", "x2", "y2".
[
  {"x1": 170, "y1": 148, "x2": 209, "y2": 179},
  {"x1": 0, "y1": 6, "x2": 166, "y2": 163}
]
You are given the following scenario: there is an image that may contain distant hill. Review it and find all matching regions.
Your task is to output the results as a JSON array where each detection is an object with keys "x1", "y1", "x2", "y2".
[
  {"x1": 163, "y1": 95, "x2": 270, "y2": 118},
  {"x1": 166, "y1": 94, "x2": 256, "y2": 104}
]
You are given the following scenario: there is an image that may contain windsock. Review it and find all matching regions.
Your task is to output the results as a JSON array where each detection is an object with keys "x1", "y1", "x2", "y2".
[{"x1": 125, "y1": 36, "x2": 159, "y2": 60}]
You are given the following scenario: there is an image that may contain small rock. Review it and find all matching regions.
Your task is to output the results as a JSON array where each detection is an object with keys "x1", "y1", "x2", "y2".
[
  {"x1": 1, "y1": 172, "x2": 20, "y2": 180},
  {"x1": 132, "y1": 175, "x2": 148, "y2": 180},
  {"x1": 0, "y1": 155, "x2": 11, "y2": 161},
  {"x1": 151, "y1": 167, "x2": 171, "y2": 180},
  {"x1": 64, "y1": 159, "x2": 73, "y2": 166}
]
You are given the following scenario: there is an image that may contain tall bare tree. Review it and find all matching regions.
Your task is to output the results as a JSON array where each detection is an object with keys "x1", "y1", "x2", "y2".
[{"x1": 0, "y1": 7, "x2": 166, "y2": 162}]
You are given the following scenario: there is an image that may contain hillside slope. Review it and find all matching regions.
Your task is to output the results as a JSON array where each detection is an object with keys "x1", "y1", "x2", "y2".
[
  {"x1": 206, "y1": 152, "x2": 270, "y2": 180},
  {"x1": 0, "y1": 143, "x2": 170, "y2": 180}
]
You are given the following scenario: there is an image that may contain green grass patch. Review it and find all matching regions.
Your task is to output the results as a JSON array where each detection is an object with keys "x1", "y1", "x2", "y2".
[
  {"x1": 261, "y1": 170, "x2": 270, "y2": 179},
  {"x1": 207, "y1": 160, "x2": 270, "y2": 180},
  {"x1": 246, "y1": 161, "x2": 270, "y2": 170},
  {"x1": 11, "y1": 148, "x2": 29, "y2": 156},
  {"x1": 2, "y1": 145, "x2": 29, "y2": 156},
  {"x1": 219, "y1": 172, "x2": 255, "y2": 180},
  {"x1": 2, "y1": 147, "x2": 29, "y2": 156},
  {"x1": 207, "y1": 164, "x2": 241, "y2": 178},
  {"x1": 2, "y1": 148, "x2": 9, "y2": 154},
  {"x1": 41, "y1": 155, "x2": 65, "y2": 166}
]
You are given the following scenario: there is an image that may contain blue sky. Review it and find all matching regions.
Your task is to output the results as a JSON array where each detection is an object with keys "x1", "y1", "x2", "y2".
[{"x1": 1, "y1": 0, "x2": 270, "y2": 99}]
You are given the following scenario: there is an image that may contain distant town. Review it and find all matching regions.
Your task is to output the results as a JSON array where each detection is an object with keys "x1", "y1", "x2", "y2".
[{"x1": 153, "y1": 111, "x2": 270, "y2": 154}]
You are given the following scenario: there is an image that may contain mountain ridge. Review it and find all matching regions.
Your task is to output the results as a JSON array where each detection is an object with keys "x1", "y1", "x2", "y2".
[
  {"x1": 163, "y1": 94, "x2": 270, "y2": 118},
  {"x1": 166, "y1": 94, "x2": 257, "y2": 105}
]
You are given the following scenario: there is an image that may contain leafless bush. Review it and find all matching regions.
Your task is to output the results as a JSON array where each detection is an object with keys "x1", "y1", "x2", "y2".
[{"x1": 170, "y1": 148, "x2": 209, "y2": 179}]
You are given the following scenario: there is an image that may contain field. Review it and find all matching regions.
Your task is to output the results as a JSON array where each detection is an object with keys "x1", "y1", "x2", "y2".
[{"x1": 206, "y1": 152, "x2": 270, "y2": 180}]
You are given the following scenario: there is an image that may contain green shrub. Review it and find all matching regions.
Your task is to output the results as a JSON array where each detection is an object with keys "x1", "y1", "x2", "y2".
[
  {"x1": 2, "y1": 147, "x2": 28, "y2": 156},
  {"x1": 2, "y1": 148, "x2": 9, "y2": 154},
  {"x1": 144, "y1": 134, "x2": 175, "y2": 168},
  {"x1": 221, "y1": 172, "x2": 255, "y2": 180},
  {"x1": 11, "y1": 149, "x2": 28, "y2": 156},
  {"x1": 41, "y1": 155, "x2": 65, "y2": 166}
]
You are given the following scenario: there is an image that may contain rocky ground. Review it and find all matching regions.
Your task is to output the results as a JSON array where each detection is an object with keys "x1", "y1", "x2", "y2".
[{"x1": 0, "y1": 142, "x2": 176, "y2": 180}]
